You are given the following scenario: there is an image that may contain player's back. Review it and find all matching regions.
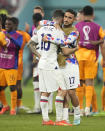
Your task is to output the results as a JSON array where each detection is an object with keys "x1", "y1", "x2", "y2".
[
  {"x1": 75, "y1": 21, "x2": 104, "y2": 48},
  {"x1": 37, "y1": 25, "x2": 64, "y2": 70},
  {"x1": 75, "y1": 21, "x2": 105, "y2": 61}
]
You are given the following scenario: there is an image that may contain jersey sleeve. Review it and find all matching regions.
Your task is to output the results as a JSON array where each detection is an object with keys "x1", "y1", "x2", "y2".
[
  {"x1": 25, "y1": 32, "x2": 31, "y2": 43},
  {"x1": 0, "y1": 32, "x2": 7, "y2": 46},
  {"x1": 39, "y1": 20, "x2": 56, "y2": 26},
  {"x1": 44, "y1": 29, "x2": 65, "y2": 46},
  {"x1": 31, "y1": 33, "x2": 38, "y2": 43},
  {"x1": 99, "y1": 27, "x2": 105, "y2": 39},
  {"x1": 10, "y1": 34, "x2": 23, "y2": 48}
]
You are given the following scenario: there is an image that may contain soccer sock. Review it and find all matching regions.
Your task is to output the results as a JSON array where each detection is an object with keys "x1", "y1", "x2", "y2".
[
  {"x1": 0, "y1": 90, "x2": 8, "y2": 107},
  {"x1": 91, "y1": 87, "x2": 98, "y2": 112},
  {"x1": 63, "y1": 108, "x2": 69, "y2": 122},
  {"x1": 33, "y1": 82, "x2": 41, "y2": 110},
  {"x1": 76, "y1": 86, "x2": 84, "y2": 109},
  {"x1": 101, "y1": 86, "x2": 105, "y2": 111},
  {"x1": 48, "y1": 93, "x2": 53, "y2": 112},
  {"x1": 74, "y1": 106, "x2": 80, "y2": 121},
  {"x1": 55, "y1": 96, "x2": 64, "y2": 121},
  {"x1": 40, "y1": 96, "x2": 49, "y2": 121},
  {"x1": 17, "y1": 99, "x2": 22, "y2": 107},
  {"x1": 11, "y1": 90, "x2": 17, "y2": 110},
  {"x1": 85, "y1": 86, "x2": 93, "y2": 108}
]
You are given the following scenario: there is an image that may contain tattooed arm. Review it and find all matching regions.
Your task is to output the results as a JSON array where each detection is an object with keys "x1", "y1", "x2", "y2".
[{"x1": 27, "y1": 40, "x2": 41, "y2": 58}]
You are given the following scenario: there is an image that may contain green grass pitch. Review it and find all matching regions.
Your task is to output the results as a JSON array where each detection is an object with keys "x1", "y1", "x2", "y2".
[{"x1": 0, "y1": 79, "x2": 105, "y2": 131}]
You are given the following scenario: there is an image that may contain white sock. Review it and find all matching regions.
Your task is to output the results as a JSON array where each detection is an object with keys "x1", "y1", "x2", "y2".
[
  {"x1": 33, "y1": 82, "x2": 41, "y2": 110},
  {"x1": 48, "y1": 93, "x2": 53, "y2": 112},
  {"x1": 55, "y1": 96, "x2": 64, "y2": 121},
  {"x1": 40, "y1": 96, "x2": 49, "y2": 121},
  {"x1": 63, "y1": 108, "x2": 69, "y2": 123},
  {"x1": 74, "y1": 106, "x2": 80, "y2": 120}
]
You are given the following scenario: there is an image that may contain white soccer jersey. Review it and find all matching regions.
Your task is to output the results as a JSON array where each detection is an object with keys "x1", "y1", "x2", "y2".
[{"x1": 31, "y1": 26, "x2": 65, "y2": 70}]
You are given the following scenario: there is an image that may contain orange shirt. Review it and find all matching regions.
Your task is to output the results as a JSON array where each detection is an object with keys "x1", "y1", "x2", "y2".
[
  {"x1": 0, "y1": 31, "x2": 7, "y2": 46},
  {"x1": 17, "y1": 30, "x2": 31, "y2": 69}
]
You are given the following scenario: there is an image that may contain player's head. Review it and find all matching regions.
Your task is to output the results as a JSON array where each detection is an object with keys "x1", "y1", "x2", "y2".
[
  {"x1": 64, "y1": 9, "x2": 77, "y2": 27},
  {"x1": 11, "y1": 17, "x2": 19, "y2": 30},
  {"x1": 0, "y1": 14, "x2": 7, "y2": 29},
  {"x1": 76, "y1": 9, "x2": 84, "y2": 22},
  {"x1": 32, "y1": 13, "x2": 42, "y2": 27},
  {"x1": 5, "y1": 17, "x2": 17, "y2": 32},
  {"x1": 52, "y1": 9, "x2": 64, "y2": 26},
  {"x1": 82, "y1": 5, "x2": 94, "y2": 16},
  {"x1": 33, "y1": 6, "x2": 44, "y2": 18}
]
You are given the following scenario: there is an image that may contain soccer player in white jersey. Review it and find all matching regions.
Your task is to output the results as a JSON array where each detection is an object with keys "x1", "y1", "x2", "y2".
[
  {"x1": 40, "y1": 9, "x2": 81, "y2": 125},
  {"x1": 27, "y1": 10, "x2": 78, "y2": 126},
  {"x1": 28, "y1": 10, "x2": 54, "y2": 114}
]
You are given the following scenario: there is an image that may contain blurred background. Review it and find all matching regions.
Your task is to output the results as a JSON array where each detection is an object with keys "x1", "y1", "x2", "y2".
[{"x1": 0, "y1": 0, "x2": 104, "y2": 84}]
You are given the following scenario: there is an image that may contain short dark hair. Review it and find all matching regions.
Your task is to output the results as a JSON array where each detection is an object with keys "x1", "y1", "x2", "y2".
[
  {"x1": 32, "y1": 13, "x2": 42, "y2": 22},
  {"x1": 52, "y1": 9, "x2": 64, "y2": 19},
  {"x1": 82, "y1": 5, "x2": 94, "y2": 16},
  {"x1": 65, "y1": 9, "x2": 77, "y2": 17},
  {"x1": 6, "y1": 17, "x2": 19, "y2": 25},
  {"x1": 11, "y1": 17, "x2": 19, "y2": 26},
  {"x1": 34, "y1": 6, "x2": 44, "y2": 13}
]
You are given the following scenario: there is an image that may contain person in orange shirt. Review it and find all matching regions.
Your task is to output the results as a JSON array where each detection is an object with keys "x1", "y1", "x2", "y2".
[
  {"x1": 75, "y1": 5, "x2": 105, "y2": 116},
  {"x1": 0, "y1": 17, "x2": 23, "y2": 115},
  {"x1": 89, "y1": 39, "x2": 105, "y2": 112},
  {"x1": 12, "y1": 17, "x2": 31, "y2": 111},
  {"x1": 76, "y1": 9, "x2": 98, "y2": 116}
]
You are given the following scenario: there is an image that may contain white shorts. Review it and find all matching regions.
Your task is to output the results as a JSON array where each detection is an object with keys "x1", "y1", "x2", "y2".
[
  {"x1": 61, "y1": 63, "x2": 80, "y2": 90},
  {"x1": 38, "y1": 69, "x2": 67, "y2": 93},
  {"x1": 33, "y1": 66, "x2": 38, "y2": 77}
]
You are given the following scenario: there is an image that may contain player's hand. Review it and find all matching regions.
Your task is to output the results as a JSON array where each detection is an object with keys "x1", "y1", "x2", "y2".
[
  {"x1": 32, "y1": 55, "x2": 39, "y2": 67},
  {"x1": 42, "y1": 35, "x2": 48, "y2": 42},
  {"x1": 25, "y1": 22, "x2": 30, "y2": 33}
]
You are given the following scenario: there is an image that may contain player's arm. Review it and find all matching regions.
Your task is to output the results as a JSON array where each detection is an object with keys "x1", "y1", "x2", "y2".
[
  {"x1": 27, "y1": 34, "x2": 41, "y2": 58},
  {"x1": 89, "y1": 39, "x2": 104, "y2": 45},
  {"x1": 42, "y1": 34, "x2": 65, "y2": 46},
  {"x1": 100, "y1": 40, "x2": 105, "y2": 67},
  {"x1": 61, "y1": 46, "x2": 78, "y2": 56},
  {"x1": 42, "y1": 30, "x2": 79, "y2": 48},
  {"x1": 5, "y1": 33, "x2": 23, "y2": 48}
]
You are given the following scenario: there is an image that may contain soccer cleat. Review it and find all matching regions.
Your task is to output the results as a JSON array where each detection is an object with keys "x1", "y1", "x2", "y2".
[
  {"x1": 55, "y1": 120, "x2": 72, "y2": 126},
  {"x1": 73, "y1": 119, "x2": 80, "y2": 125},
  {"x1": 10, "y1": 110, "x2": 16, "y2": 115},
  {"x1": 16, "y1": 105, "x2": 31, "y2": 113},
  {"x1": 0, "y1": 106, "x2": 10, "y2": 114},
  {"x1": 85, "y1": 107, "x2": 90, "y2": 117},
  {"x1": 90, "y1": 112, "x2": 99, "y2": 116},
  {"x1": 42, "y1": 120, "x2": 55, "y2": 125},
  {"x1": 0, "y1": 103, "x2": 3, "y2": 111}
]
